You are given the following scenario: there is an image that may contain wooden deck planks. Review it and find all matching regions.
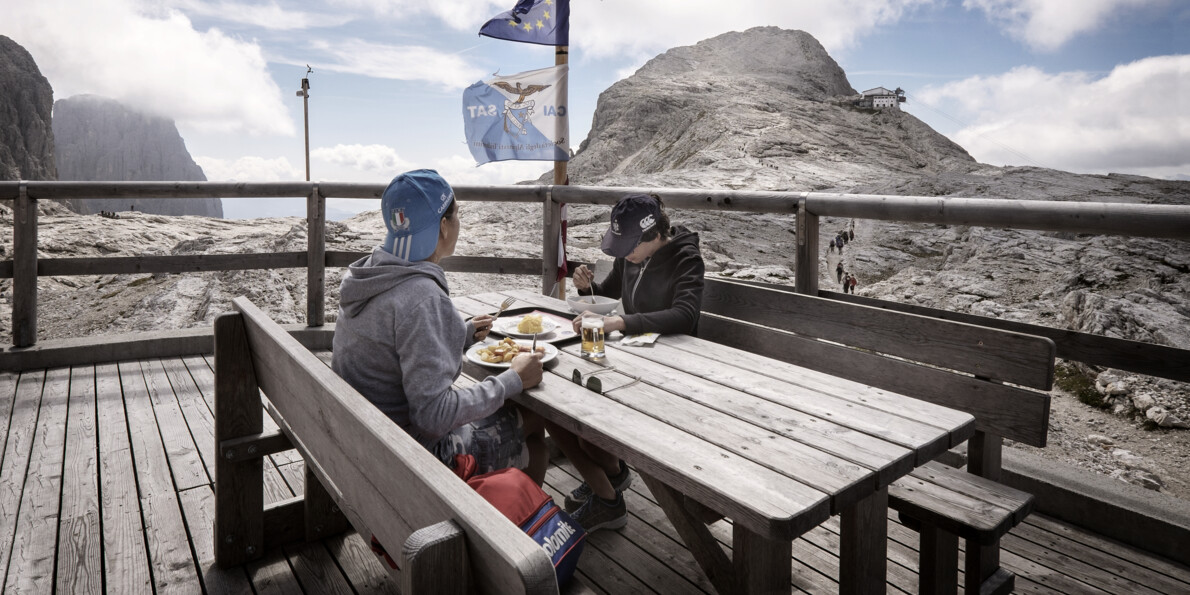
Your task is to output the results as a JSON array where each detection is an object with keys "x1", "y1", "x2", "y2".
[
  {"x1": 160, "y1": 357, "x2": 219, "y2": 482},
  {"x1": 117, "y1": 360, "x2": 203, "y2": 594},
  {"x1": 3, "y1": 367, "x2": 69, "y2": 594},
  {"x1": 0, "y1": 372, "x2": 18, "y2": 473},
  {"x1": 0, "y1": 370, "x2": 45, "y2": 589},
  {"x1": 140, "y1": 358, "x2": 209, "y2": 491},
  {"x1": 95, "y1": 362, "x2": 153, "y2": 594},
  {"x1": 1023, "y1": 514, "x2": 1190, "y2": 589},
  {"x1": 55, "y1": 365, "x2": 103, "y2": 595}
]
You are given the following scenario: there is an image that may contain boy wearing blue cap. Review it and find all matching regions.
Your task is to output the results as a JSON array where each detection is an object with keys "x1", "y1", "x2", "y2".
[{"x1": 332, "y1": 169, "x2": 550, "y2": 480}]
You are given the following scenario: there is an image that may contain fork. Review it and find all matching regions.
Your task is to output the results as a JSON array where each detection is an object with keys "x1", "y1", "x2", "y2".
[{"x1": 494, "y1": 296, "x2": 516, "y2": 318}]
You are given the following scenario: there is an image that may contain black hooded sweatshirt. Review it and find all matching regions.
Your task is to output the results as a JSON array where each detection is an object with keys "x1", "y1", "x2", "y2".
[{"x1": 591, "y1": 225, "x2": 705, "y2": 335}]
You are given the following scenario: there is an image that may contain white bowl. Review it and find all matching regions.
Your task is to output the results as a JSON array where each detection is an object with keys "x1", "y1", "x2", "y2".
[{"x1": 566, "y1": 295, "x2": 620, "y2": 315}]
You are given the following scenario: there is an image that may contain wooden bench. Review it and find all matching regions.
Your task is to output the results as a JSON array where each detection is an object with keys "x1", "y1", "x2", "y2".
[
  {"x1": 698, "y1": 278, "x2": 1055, "y2": 595},
  {"x1": 212, "y1": 296, "x2": 568, "y2": 594}
]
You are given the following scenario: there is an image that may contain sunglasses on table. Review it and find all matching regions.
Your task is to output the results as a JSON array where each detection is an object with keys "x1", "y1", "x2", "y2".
[{"x1": 570, "y1": 366, "x2": 641, "y2": 395}]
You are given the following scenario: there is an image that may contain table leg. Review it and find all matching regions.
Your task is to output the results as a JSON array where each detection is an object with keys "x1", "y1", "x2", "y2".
[
  {"x1": 640, "y1": 473, "x2": 736, "y2": 595},
  {"x1": 734, "y1": 523, "x2": 792, "y2": 594},
  {"x1": 839, "y1": 486, "x2": 888, "y2": 595}
]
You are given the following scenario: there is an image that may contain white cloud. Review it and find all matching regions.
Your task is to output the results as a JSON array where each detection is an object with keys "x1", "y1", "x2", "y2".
[
  {"x1": 915, "y1": 55, "x2": 1190, "y2": 176},
  {"x1": 312, "y1": 144, "x2": 412, "y2": 173},
  {"x1": 166, "y1": 0, "x2": 356, "y2": 30},
  {"x1": 329, "y1": 0, "x2": 506, "y2": 30},
  {"x1": 963, "y1": 0, "x2": 1162, "y2": 51},
  {"x1": 1, "y1": 0, "x2": 294, "y2": 136},
  {"x1": 195, "y1": 155, "x2": 303, "y2": 181},
  {"x1": 432, "y1": 155, "x2": 553, "y2": 186},
  {"x1": 573, "y1": 0, "x2": 938, "y2": 60},
  {"x1": 308, "y1": 39, "x2": 488, "y2": 88}
]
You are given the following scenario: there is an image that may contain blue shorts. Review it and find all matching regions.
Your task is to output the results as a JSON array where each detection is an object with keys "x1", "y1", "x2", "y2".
[{"x1": 431, "y1": 406, "x2": 528, "y2": 474}]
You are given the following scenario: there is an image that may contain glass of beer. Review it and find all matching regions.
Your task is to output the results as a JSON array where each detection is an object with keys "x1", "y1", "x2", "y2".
[{"x1": 580, "y1": 312, "x2": 605, "y2": 359}]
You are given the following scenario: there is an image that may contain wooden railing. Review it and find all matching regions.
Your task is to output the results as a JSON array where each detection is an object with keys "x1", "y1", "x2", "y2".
[{"x1": 3, "y1": 180, "x2": 1189, "y2": 383}]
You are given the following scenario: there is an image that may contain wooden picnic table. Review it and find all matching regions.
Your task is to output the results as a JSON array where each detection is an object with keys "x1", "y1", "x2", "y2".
[{"x1": 455, "y1": 289, "x2": 976, "y2": 594}]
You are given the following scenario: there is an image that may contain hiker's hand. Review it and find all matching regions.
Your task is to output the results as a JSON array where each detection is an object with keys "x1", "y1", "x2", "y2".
[
  {"x1": 511, "y1": 352, "x2": 544, "y2": 389},
  {"x1": 572, "y1": 265, "x2": 593, "y2": 291},
  {"x1": 470, "y1": 314, "x2": 494, "y2": 341}
]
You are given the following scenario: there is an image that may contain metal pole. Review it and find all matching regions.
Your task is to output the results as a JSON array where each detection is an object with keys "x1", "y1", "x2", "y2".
[{"x1": 299, "y1": 78, "x2": 311, "y2": 182}]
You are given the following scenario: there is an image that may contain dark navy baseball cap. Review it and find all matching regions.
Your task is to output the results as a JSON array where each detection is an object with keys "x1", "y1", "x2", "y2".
[{"x1": 600, "y1": 194, "x2": 661, "y2": 258}]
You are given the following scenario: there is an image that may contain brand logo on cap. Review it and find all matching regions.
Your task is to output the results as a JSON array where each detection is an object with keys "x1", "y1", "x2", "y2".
[
  {"x1": 437, "y1": 192, "x2": 452, "y2": 214},
  {"x1": 391, "y1": 208, "x2": 411, "y2": 231},
  {"x1": 639, "y1": 214, "x2": 656, "y2": 231},
  {"x1": 611, "y1": 219, "x2": 621, "y2": 235}
]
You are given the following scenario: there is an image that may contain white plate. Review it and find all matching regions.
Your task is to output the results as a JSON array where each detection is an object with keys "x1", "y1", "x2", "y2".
[
  {"x1": 466, "y1": 339, "x2": 558, "y2": 368},
  {"x1": 494, "y1": 315, "x2": 558, "y2": 338}
]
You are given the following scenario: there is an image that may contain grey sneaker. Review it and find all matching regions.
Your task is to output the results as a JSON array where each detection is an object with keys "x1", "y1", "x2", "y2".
[
  {"x1": 571, "y1": 491, "x2": 627, "y2": 533},
  {"x1": 564, "y1": 460, "x2": 632, "y2": 512}
]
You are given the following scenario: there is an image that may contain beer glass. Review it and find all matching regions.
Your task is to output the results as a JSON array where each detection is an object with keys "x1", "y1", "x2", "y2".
[{"x1": 580, "y1": 312, "x2": 606, "y2": 359}]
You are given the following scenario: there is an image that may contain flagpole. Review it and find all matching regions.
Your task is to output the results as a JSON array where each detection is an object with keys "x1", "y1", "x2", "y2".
[{"x1": 553, "y1": 44, "x2": 568, "y2": 299}]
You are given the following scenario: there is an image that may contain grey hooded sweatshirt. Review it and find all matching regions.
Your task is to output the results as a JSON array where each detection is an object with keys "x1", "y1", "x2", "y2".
[{"x1": 331, "y1": 246, "x2": 522, "y2": 449}]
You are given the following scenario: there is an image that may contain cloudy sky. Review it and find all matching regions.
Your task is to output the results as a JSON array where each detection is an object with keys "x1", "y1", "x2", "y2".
[{"x1": 3, "y1": 0, "x2": 1187, "y2": 217}]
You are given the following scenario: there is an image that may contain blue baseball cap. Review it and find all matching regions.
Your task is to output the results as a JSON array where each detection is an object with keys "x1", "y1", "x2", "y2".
[
  {"x1": 381, "y1": 169, "x2": 455, "y2": 261},
  {"x1": 600, "y1": 194, "x2": 661, "y2": 258}
]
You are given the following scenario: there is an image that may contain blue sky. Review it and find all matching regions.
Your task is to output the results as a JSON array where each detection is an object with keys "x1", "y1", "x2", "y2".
[{"x1": 4, "y1": 0, "x2": 1188, "y2": 218}]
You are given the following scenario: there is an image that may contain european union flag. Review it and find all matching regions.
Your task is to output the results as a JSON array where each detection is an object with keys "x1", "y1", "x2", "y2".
[
  {"x1": 462, "y1": 65, "x2": 569, "y2": 165},
  {"x1": 478, "y1": 0, "x2": 569, "y2": 46}
]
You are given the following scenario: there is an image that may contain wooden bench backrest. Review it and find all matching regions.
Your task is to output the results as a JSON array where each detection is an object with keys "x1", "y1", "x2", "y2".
[
  {"x1": 223, "y1": 297, "x2": 557, "y2": 595},
  {"x1": 698, "y1": 279, "x2": 1055, "y2": 447}
]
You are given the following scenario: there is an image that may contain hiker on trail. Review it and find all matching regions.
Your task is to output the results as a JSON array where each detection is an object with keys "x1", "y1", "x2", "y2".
[
  {"x1": 837, "y1": 236, "x2": 845, "y2": 254},
  {"x1": 842, "y1": 273, "x2": 850, "y2": 293},
  {"x1": 836, "y1": 262, "x2": 844, "y2": 283},
  {"x1": 840, "y1": 231, "x2": 848, "y2": 245},
  {"x1": 849, "y1": 229, "x2": 854, "y2": 242},
  {"x1": 829, "y1": 238, "x2": 836, "y2": 253},
  {"x1": 850, "y1": 274, "x2": 858, "y2": 293}
]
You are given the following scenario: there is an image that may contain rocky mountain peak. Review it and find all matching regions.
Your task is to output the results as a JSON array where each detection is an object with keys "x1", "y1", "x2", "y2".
[
  {"x1": 632, "y1": 27, "x2": 855, "y2": 99},
  {"x1": 53, "y1": 94, "x2": 222, "y2": 217},
  {"x1": 565, "y1": 27, "x2": 974, "y2": 189},
  {"x1": 0, "y1": 35, "x2": 56, "y2": 181}
]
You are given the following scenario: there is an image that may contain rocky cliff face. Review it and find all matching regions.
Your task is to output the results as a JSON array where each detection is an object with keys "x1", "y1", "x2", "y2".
[
  {"x1": 52, "y1": 95, "x2": 222, "y2": 217},
  {"x1": 0, "y1": 35, "x2": 56, "y2": 181}
]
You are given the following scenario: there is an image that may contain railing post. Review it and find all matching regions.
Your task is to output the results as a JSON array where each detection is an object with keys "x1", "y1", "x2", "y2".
[
  {"x1": 794, "y1": 194, "x2": 819, "y2": 296},
  {"x1": 306, "y1": 184, "x2": 325, "y2": 327},
  {"x1": 542, "y1": 186, "x2": 561, "y2": 295},
  {"x1": 13, "y1": 182, "x2": 37, "y2": 347}
]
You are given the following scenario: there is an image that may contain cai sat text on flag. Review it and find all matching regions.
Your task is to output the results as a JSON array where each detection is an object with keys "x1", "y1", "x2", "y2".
[
  {"x1": 462, "y1": 64, "x2": 569, "y2": 165},
  {"x1": 479, "y1": 0, "x2": 569, "y2": 46}
]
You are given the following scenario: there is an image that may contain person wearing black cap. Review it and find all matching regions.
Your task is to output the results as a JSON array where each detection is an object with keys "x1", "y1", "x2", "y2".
[
  {"x1": 562, "y1": 193, "x2": 706, "y2": 523},
  {"x1": 571, "y1": 193, "x2": 706, "y2": 336}
]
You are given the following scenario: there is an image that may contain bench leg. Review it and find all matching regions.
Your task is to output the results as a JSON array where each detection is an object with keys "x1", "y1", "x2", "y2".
[
  {"x1": 304, "y1": 464, "x2": 350, "y2": 540},
  {"x1": 966, "y1": 539, "x2": 1014, "y2": 595},
  {"x1": 839, "y1": 486, "x2": 888, "y2": 595},
  {"x1": 214, "y1": 313, "x2": 265, "y2": 567},
  {"x1": 918, "y1": 523, "x2": 958, "y2": 595}
]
